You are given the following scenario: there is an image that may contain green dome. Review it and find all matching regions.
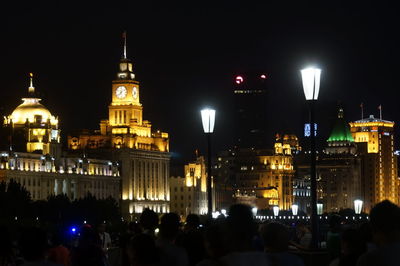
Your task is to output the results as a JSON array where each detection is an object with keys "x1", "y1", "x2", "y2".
[{"x1": 327, "y1": 108, "x2": 354, "y2": 142}]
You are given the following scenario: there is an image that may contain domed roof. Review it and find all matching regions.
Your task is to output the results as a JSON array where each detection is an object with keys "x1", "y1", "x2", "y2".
[
  {"x1": 10, "y1": 98, "x2": 55, "y2": 124},
  {"x1": 8, "y1": 73, "x2": 58, "y2": 126}
]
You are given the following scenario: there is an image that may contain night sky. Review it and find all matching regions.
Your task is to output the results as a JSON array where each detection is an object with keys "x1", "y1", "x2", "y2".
[{"x1": 1, "y1": 2, "x2": 399, "y2": 163}]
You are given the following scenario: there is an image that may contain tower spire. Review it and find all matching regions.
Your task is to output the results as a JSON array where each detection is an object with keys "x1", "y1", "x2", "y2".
[
  {"x1": 123, "y1": 31, "x2": 127, "y2": 59},
  {"x1": 28, "y1": 73, "x2": 35, "y2": 94}
]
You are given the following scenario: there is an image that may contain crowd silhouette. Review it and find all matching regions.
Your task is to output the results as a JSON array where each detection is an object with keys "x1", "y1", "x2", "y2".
[{"x1": 0, "y1": 200, "x2": 399, "y2": 266}]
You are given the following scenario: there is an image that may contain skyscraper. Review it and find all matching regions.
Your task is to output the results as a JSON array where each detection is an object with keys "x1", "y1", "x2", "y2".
[
  {"x1": 233, "y1": 72, "x2": 268, "y2": 148},
  {"x1": 349, "y1": 114, "x2": 398, "y2": 212}
]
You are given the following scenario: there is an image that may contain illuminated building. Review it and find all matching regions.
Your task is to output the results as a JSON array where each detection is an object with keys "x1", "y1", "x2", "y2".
[
  {"x1": 3, "y1": 74, "x2": 61, "y2": 156},
  {"x1": 317, "y1": 108, "x2": 362, "y2": 212},
  {"x1": 215, "y1": 136, "x2": 296, "y2": 211},
  {"x1": 169, "y1": 156, "x2": 212, "y2": 217},
  {"x1": 349, "y1": 114, "x2": 398, "y2": 211},
  {"x1": 233, "y1": 72, "x2": 268, "y2": 148},
  {"x1": 0, "y1": 152, "x2": 120, "y2": 200},
  {"x1": 0, "y1": 75, "x2": 120, "y2": 201},
  {"x1": 68, "y1": 37, "x2": 170, "y2": 215}
]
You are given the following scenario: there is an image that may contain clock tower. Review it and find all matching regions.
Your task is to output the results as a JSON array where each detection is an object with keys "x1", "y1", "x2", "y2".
[{"x1": 69, "y1": 33, "x2": 170, "y2": 216}]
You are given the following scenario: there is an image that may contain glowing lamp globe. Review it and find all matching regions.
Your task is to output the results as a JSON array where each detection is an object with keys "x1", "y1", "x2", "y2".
[
  {"x1": 291, "y1": 204, "x2": 299, "y2": 216},
  {"x1": 252, "y1": 207, "x2": 258, "y2": 216},
  {"x1": 354, "y1": 199, "x2": 363, "y2": 214},
  {"x1": 201, "y1": 108, "x2": 216, "y2": 133},
  {"x1": 317, "y1": 203, "x2": 323, "y2": 215},
  {"x1": 301, "y1": 67, "x2": 321, "y2": 100},
  {"x1": 273, "y1": 206, "x2": 279, "y2": 217}
]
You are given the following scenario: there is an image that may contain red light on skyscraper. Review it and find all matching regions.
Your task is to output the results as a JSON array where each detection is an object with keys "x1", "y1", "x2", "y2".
[
  {"x1": 260, "y1": 74, "x2": 267, "y2": 79},
  {"x1": 235, "y1": 76, "x2": 244, "y2": 84}
]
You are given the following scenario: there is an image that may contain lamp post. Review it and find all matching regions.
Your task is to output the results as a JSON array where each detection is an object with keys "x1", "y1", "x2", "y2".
[
  {"x1": 273, "y1": 206, "x2": 280, "y2": 217},
  {"x1": 354, "y1": 199, "x2": 363, "y2": 215},
  {"x1": 201, "y1": 108, "x2": 216, "y2": 218},
  {"x1": 291, "y1": 204, "x2": 299, "y2": 216},
  {"x1": 317, "y1": 203, "x2": 323, "y2": 215},
  {"x1": 301, "y1": 67, "x2": 321, "y2": 249}
]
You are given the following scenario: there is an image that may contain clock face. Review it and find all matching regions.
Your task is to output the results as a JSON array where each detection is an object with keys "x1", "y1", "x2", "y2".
[
  {"x1": 116, "y1": 86, "x2": 127, "y2": 99},
  {"x1": 132, "y1": 86, "x2": 138, "y2": 99}
]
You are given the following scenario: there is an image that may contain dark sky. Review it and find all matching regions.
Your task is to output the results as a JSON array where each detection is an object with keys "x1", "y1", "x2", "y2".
[{"x1": 1, "y1": 1, "x2": 399, "y2": 162}]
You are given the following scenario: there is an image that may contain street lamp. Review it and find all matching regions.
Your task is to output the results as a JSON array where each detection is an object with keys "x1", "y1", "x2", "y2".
[
  {"x1": 291, "y1": 204, "x2": 299, "y2": 216},
  {"x1": 317, "y1": 203, "x2": 323, "y2": 215},
  {"x1": 201, "y1": 108, "x2": 216, "y2": 217},
  {"x1": 354, "y1": 199, "x2": 363, "y2": 214},
  {"x1": 273, "y1": 206, "x2": 280, "y2": 217},
  {"x1": 301, "y1": 67, "x2": 321, "y2": 249},
  {"x1": 252, "y1": 207, "x2": 258, "y2": 217}
]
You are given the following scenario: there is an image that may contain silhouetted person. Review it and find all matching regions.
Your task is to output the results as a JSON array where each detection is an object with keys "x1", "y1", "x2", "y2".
[
  {"x1": 358, "y1": 222, "x2": 375, "y2": 252},
  {"x1": 140, "y1": 209, "x2": 159, "y2": 239},
  {"x1": 48, "y1": 233, "x2": 70, "y2": 266},
  {"x1": 329, "y1": 228, "x2": 365, "y2": 266},
  {"x1": 0, "y1": 226, "x2": 16, "y2": 266},
  {"x1": 219, "y1": 204, "x2": 270, "y2": 266},
  {"x1": 176, "y1": 214, "x2": 205, "y2": 266},
  {"x1": 97, "y1": 223, "x2": 112, "y2": 252},
  {"x1": 290, "y1": 222, "x2": 311, "y2": 250},
  {"x1": 356, "y1": 200, "x2": 400, "y2": 266},
  {"x1": 261, "y1": 222, "x2": 304, "y2": 266},
  {"x1": 156, "y1": 213, "x2": 188, "y2": 266},
  {"x1": 127, "y1": 233, "x2": 160, "y2": 266},
  {"x1": 71, "y1": 226, "x2": 106, "y2": 266},
  {"x1": 327, "y1": 214, "x2": 342, "y2": 261},
  {"x1": 19, "y1": 227, "x2": 60, "y2": 266},
  {"x1": 197, "y1": 220, "x2": 227, "y2": 266},
  {"x1": 121, "y1": 222, "x2": 143, "y2": 266}
]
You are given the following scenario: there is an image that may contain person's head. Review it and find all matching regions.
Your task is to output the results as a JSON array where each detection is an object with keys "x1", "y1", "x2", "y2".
[
  {"x1": 226, "y1": 204, "x2": 256, "y2": 251},
  {"x1": 296, "y1": 221, "x2": 309, "y2": 233},
  {"x1": 97, "y1": 223, "x2": 106, "y2": 233},
  {"x1": 340, "y1": 228, "x2": 365, "y2": 256},
  {"x1": 261, "y1": 222, "x2": 290, "y2": 252},
  {"x1": 203, "y1": 220, "x2": 227, "y2": 259},
  {"x1": 139, "y1": 208, "x2": 159, "y2": 232},
  {"x1": 159, "y1": 213, "x2": 181, "y2": 240},
  {"x1": 127, "y1": 233, "x2": 159, "y2": 266},
  {"x1": 128, "y1": 221, "x2": 143, "y2": 235},
  {"x1": 79, "y1": 226, "x2": 101, "y2": 248},
  {"x1": 19, "y1": 227, "x2": 48, "y2": 261},
  {"x1": 50, "y1": 232, "x2": 63, "y2": 247},
  {"x1": 369, "y1": 200, "x2": 400, "y2": 245},
  {"x1": 329, "y1": 214, "x2": 342, "y2": 232},
  {"x1": 184, "y1": 214, "x2": 200, "y2": 232}
]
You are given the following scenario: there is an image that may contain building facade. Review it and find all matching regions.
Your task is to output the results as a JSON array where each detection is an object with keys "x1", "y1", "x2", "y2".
[
  {"x1": 215, "y1": 137, "x2": 297, "y2": 211},
  {"x1": 349, "y1": 114, "x2": 399, "y2": 212},
  {"x1": 67, "y1": 42, "x2": 170, "y2": 215},
  {"x1": 169, "y1": 156, "x2": 210, "y2": 217},
  {"x1": 0, "y1": 75, "x2": 120, "y2": 201},
  {"x1": 3, "y1": 73, "x2": 61, "y2": 157},
  {"x1": 233, "y1": 72, "x2": 268, "y2": 148}
]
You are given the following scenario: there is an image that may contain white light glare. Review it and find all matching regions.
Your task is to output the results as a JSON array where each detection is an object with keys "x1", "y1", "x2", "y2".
[
  {"x1": 354, "y1": 199, "x2": 363, "y2": 214},
  {"x1": 317, "y1": 203, "x2": 323, "y2": 215},
  {"x1": 252, "y1": 207, "x2": 258, "y2": 216},
  {"x1": 273, "y1": 206, "x2": 279, "y2": 217},
  {"x1": 301, "y1": 67, "x2": 321, "y2": 100},
  {"x1": 291, "y1": 204, "x2": 299, "y2": 216},
  {"x1": 201, "y1": 108, "x2": 216, "y2": 133}
]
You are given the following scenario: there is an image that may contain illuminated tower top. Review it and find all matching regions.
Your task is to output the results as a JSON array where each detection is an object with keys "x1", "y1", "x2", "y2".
[
  {"x1": 6, "y1": 73, "x2": 58, "y2": 126},
  {"x1": 117, "y1": 31, "x2": 135, "y2": 81},
  {"x1": 327, "y1": 108, "x2": 354, "y2": 142},
  {"x1": 349, "y1": 114, "x2": 394, "y2": 154}
]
